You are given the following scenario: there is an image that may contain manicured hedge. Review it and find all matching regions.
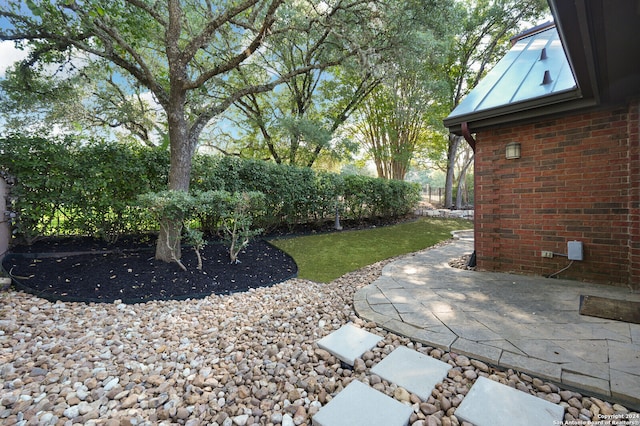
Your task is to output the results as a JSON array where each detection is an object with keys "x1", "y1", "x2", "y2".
[
  {"x1": 191, "y1": 156, "x2": 345, "y2": 230},
  {"x1": 0, "y1": 135, "x2": 168, "y2": 243},
  {"x1": 1, "y1": 136, "x2": 420, "y2": 242}
]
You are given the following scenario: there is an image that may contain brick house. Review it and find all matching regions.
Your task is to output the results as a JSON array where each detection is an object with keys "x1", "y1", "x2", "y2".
[{"x1": 444, "y1": 0, "x2": 640, "y2": 290}]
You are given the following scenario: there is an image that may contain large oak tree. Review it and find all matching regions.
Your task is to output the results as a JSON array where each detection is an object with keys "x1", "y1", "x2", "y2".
[{"x1": 0, "y1": 0, "x2": 385, "y2": 261}]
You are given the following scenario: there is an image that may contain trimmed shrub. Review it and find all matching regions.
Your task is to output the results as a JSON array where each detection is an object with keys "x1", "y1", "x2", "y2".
[
  {"x1": 0, "y1": 135, "x2": 168, "y2": 243},
  {"x1": 192, "y1": 157, "x2": 345, "y2": 231},
  {"x1": 137, "y1": 190, "x2": 196, "y2": 270},
  {"x1": 2, "y1": 135, "x2": 420, "y2": 243},
  {"x1": 215, "y1": 191, "x2": 265, "y2": 264},
  {"x1": 343, "y1": 174, "x2": 421, "y2": 220},
  {"x1": 138, "y1": 190, "x2": 265, "y2": 266}
]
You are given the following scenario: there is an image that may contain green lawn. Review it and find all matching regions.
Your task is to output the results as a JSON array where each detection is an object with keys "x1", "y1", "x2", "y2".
[{"x1": 269, "y1": 217, "x2": 471, "y2": 283}]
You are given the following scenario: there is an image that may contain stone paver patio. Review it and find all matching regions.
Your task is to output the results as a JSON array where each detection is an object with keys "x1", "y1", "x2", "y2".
[{"x1": 354, "y1": 235, "x2": 640, "y2": 410}]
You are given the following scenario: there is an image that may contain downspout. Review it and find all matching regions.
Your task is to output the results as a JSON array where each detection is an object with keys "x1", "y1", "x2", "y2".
[
  {"x1": 461, "y1": 122, "x2": 477, "y2": 268},
  {"x1": 461, "y1": 122, "x2": 476, "y2": 152}
]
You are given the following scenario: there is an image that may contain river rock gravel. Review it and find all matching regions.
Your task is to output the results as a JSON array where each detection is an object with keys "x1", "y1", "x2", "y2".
[{"x1": 0, "y1": 245, "x2": 637, "y2": 426}]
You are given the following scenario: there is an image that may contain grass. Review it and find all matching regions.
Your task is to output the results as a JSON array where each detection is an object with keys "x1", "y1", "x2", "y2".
[{"x1": 269, "y1": 217, "x2": 471, "y2": 283}]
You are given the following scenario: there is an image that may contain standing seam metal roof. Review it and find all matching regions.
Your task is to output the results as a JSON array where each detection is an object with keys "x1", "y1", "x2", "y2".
[{"x1": 446, "y1": 26, "x2": 577, "y2": 120}]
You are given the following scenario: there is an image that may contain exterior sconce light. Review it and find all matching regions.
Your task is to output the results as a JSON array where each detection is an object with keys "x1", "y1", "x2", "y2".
[{"x1": 505, "y1": 142, "x2": 521, "y2": 159}]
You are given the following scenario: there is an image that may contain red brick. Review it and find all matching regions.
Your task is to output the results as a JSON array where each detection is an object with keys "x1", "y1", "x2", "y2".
[{"x1": 474, "y1": 99, "x2": 639, "y2": 288}]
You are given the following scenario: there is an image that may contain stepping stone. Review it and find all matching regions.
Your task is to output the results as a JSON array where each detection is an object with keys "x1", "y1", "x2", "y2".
[
  {"x1": 312, "y1": 380, "x2": 413, "y2": 426},
  {"x1": 455, "y1": 376, "x2": 565, "y2": 426},
  {"x1": 370, "y1": 346, "x2": 451, "y2": 400},
  {"x1": 317, "y1": 323, "x2": 383, "y2": 365}
]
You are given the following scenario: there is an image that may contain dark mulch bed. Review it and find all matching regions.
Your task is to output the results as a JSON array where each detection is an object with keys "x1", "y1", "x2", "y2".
[
  {"x1": 1, "y1": 215, "x2": 415, "y2": 304},
  {"x1": 3, "y1": 238, "x2": 297, "y2": 304}
]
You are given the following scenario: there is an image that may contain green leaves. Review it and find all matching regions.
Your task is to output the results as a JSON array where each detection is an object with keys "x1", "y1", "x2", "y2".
[
  {"x1": 215, "y1": 191, "x2": 265, "y2": 264},
  {"x1": 3, "y1": 136, "x2": 419, "y2": 249},
  {"x1": 342, "y1": 175, "x2": 420, "y2": 220},
  {"x1": 138, "y1": 190, "x2": 194, "y2": 223},
  {"x1": 138, "y1": 189, "x2": 265, "y2": 264},
  {"x1": 24, "y1": 0, "x2": 45, "y2": 17},
  {"x1": 1, "y1": 135, "x2": 168, "y2": 243}
]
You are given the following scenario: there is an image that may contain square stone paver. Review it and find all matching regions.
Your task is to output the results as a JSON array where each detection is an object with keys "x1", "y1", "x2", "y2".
[
  {"x1": 371, "y1": 346, "x2": 451, "y2": 400},
  {"x1": 317, "y1": 323, "x2": 383, "y2": 366},
  {"x1": 455, "y1": 376, "x2": 565, "y2": 426},
  {"x1": 312, "y1": 380, "x2": 413, "y2": 426}
]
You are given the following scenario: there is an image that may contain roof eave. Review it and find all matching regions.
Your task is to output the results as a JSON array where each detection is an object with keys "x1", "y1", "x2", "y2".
[
  {"x1": 547, "y1": 0, "x2": 600, "y2": 102},
  {"x1": 444, "y1": 88, "x2": 590, "y2": 135},
  {"x1": 550, "y1": 0, "x2": 640, "y2": 104}
]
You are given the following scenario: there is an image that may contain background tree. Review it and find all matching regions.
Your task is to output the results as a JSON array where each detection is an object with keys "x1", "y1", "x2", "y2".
[
  {"x1": 0, "y1": 57, "x2": 166, "y2": 145},
  {"x1": 350, "y1": 0, "x2": 455, "y2": 180},
  {"x1": 0, "y1": 0, "x2": 387, "y2": 262},
  {"x1": 214, "y1": 60, "x2": 380, "y2": 168},
  {"x1": 354, "y1": 74, "x2": 430, "y2": 180},
  {"x1": 441, "y1": 0, "x2": 549, "y2": 208},
  {"x1": 205, "y1": 1, "x2": 404, "y2": 168}
]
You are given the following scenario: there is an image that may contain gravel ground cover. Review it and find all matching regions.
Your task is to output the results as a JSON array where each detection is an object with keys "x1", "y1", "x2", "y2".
[{"x1": 0, "y1": 242, "x2": 637, "y2": 426}]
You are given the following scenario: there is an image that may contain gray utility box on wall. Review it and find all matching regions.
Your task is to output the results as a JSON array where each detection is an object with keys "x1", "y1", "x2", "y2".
[{"x1": 568, "y1": 241, "x2": 583, "y2": 261}]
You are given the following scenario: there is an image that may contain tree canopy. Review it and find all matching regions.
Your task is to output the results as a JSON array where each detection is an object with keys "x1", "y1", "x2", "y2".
[
  {"x1": 1, "y1": 0, "x2": 394, "y2": 260},
  {"x1": 350, "y1": 0, "x2": 455, "y2": 180},
  {"x1": 0, "y1": 0, "x2": 551, "y2": 258}
]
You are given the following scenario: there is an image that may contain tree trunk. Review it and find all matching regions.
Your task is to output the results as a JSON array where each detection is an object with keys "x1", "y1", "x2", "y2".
[
  {"x1": 375, "y1": 159, "x2": 386, "y2": 178},
  {"x1": 156, "y1": 218, "x2": 184, "y2": 264},
  {"x1": 155, "y1": 88, "x2": 193, "y2": 262},
  {"x1": 445, "y1": 134, "x2": 461, "y2": 209},
  {"x1": 391, "y1": 159, "x2": 407, "y2": 180},
  {"x1": 455, "y1": 153, "x2": 474, "y2": 209}
]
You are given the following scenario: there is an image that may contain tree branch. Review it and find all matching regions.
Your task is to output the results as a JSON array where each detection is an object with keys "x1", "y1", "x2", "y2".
[
  {"x1": 125, "y1": 0, "x2": 167, "y2": 26},
  {"x1": 185, "y1": 0, "x2": 283, "y2": 90},
  {"x1": 189, "y1": 57, "x2": 346, "y2": 146},
  {"x1": 181, "y1": 0, "x2": 261, "y2": 64}
]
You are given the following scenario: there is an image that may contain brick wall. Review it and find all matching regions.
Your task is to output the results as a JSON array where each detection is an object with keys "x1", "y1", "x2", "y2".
[
  {"x1": 474, "y1": 100, "x2": 639, "y2": 288},
  {"x1": 629, "y1": 100, "x2": 640, "y2": 290}
]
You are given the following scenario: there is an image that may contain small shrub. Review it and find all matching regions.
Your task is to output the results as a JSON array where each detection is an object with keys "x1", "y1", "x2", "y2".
[
  {"x1": 137, "y1": 190, "x2": 196, "y2": 270},
  {"x1": 183, "y1": 226, "x2": 206, "y2": 270},
  {"x1": 216, "y1": 191, "x2": 265, "y2": 264},
  {"x1": 139, "y1": 190, "x2": 266, "y2": 266}
]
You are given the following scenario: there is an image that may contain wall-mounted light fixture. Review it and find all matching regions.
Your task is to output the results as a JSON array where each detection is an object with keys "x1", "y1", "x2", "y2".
[{"x1": 505, "y1": 142, "x2": 521, "y2": 159}]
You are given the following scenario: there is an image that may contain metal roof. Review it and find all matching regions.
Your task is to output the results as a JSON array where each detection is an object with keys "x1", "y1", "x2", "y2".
[
  {"x1": 444, "y1": 25, "x2": 580, "y2": 130},
  {"x1": 447, "y1": 25, "x2": 577, "y2": 120},
  {"x1": 444, "y1": 0, "x2": 640, "y2": 136}
]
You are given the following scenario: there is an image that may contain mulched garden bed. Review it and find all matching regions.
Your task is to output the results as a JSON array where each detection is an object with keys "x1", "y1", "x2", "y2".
[
  {"x1": 1, "y1": 215, "x2": 416, "y2": 304},
  {"x1": 3, "y1": 237, "x2": 297, "y2": 304}
]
